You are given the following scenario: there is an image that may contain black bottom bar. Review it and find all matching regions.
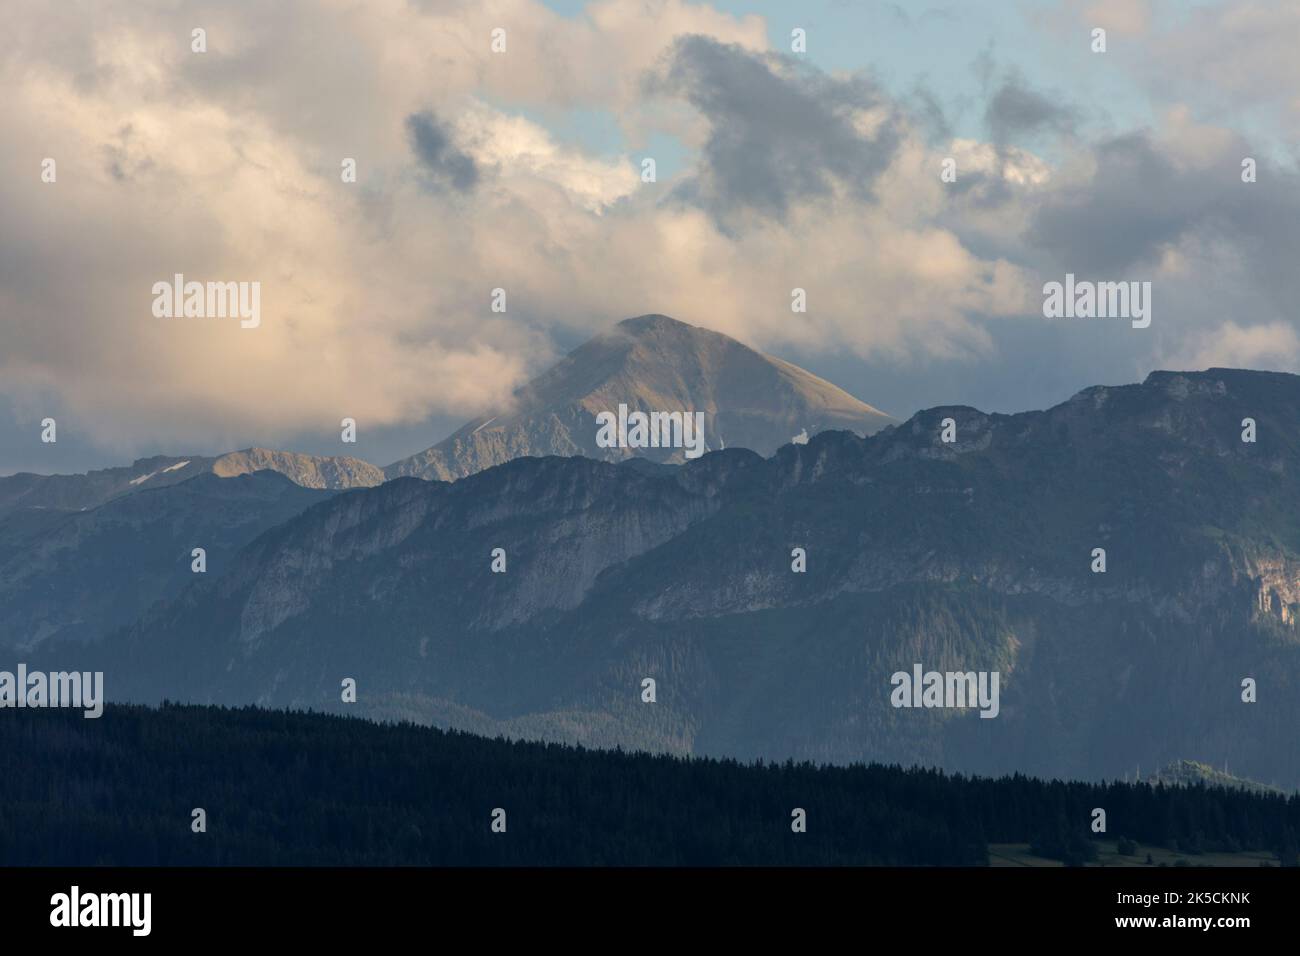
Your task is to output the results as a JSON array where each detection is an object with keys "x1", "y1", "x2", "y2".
[{"x1": 0, "y1": 865, "x2": 1286, "y2": 942}]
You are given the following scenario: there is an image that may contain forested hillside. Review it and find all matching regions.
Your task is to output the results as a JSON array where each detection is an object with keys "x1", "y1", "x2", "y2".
[{"x1": 1, "y1": 703, "x2": 1296, "y2": 867}]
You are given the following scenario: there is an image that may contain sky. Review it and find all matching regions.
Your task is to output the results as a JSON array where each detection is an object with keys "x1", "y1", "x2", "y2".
[{"x1": 2, "y1": 0, "x2": 1298, "y2": 475}]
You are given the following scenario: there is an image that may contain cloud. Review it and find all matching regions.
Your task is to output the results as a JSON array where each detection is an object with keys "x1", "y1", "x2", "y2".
[
  {"x1": 452, "y1": 102, "x2": 638, "y2": 212},
  {"x1": 1074, "y1": 0, "x2": 1151, "y2": 38},
  {"x1": 1031, "y1": 0, "x2": 1151, "y2": 45},
  {"x1": 1145, "y1": 1, "x2": 1300, "y2": 133},
  {"x1": 951, "y1": 139, "x2": 1051, "y2": 187},
  {"x1": 984, "y1": 73, "x2": 1076, "y2": 144},
  {"x1": 406, "y1": 111, "x2": 479, "y2": 191},
  {"x1": 1041, "y1": 1, "x2": 1299, "y2": 138},
  {"x1": 649, "y1": 35, "x2": 901, "y2": 226},
  {"x1": 1027, "y1": 118, "x2": 1300, "y2": 313},
  {"x1": 0, "y1": 0, "x2": 763, "y2": 456},
  {"x1": 1159, "y1": 321, "x2": 1300, "y2": 373},
  {"x1": 2, "y1": 0, "x2": 1297, "y2": 468}
]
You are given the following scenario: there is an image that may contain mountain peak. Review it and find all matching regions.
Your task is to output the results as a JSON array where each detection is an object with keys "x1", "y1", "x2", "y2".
[
  {"x1": 605, "y1": 313, "x2": 733, "y2": 354},
  {"x1": 615, "y1": 313, "x2": 695, "y2": 333},
  {"x1": 211, "y1": 448, "x2": 384, "y2": 489},
  {"x1": 386, "y1": 315, "x2": 897, "y2": 480}
]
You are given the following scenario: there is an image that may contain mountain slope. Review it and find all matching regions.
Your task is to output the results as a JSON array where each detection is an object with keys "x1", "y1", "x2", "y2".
[
  {"x1": 0, "y1": 471, "x2": 336, "y2": 648},
  {"x1": 385, "y1": 314, "x2": 896, "y2": 480},
  {"x1": 0, "y1": 454, "x2": 213, "y2": 515},
  {"x1": 209, "y1": 448, "x2": 384, "y2": 489},
  {"x1": 48, "y1": 368, "x2": 1300, "y2": 787},
  {"x1": 0, "y1": 448, "x2": 381, "y2": 517}
]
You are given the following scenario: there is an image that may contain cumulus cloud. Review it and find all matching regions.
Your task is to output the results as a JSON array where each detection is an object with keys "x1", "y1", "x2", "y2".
[
  {"x1": 984, "y1": 73, "x2": 1077, "y2": 145},
  {"x1": 649, "y1": 35, "x2": 901, "y2": 225},
  {"x1": 1159, "y1": 321, "x2": 1300, "y2": 373},
  {"x1": 1027, "y1": 119, "x2": 1300, "y2": 311},
  {"x1": 0, "y1": 0, "x2": 1296, "y2": 467},
  {"x1": 406, "y1": 111, "x2": 479, "y2": 192},
  {"x1": 1144, "y1": 1, "x2": 1300, "y2": 134}
]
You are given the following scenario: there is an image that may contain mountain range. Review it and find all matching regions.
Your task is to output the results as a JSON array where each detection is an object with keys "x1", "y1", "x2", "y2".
[
  {"x1": 0, "y1": 316, "x2": 891, "y2": 647},
  {"x1": 23, "y1": 365, "x2": 1300, "y2": 789},
  {"x1": 0, "y1": 448, "x2": 379, "y2": 518},
  {"x1": 0, "y1": 316, "x2": 894, "y2": 513}
]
